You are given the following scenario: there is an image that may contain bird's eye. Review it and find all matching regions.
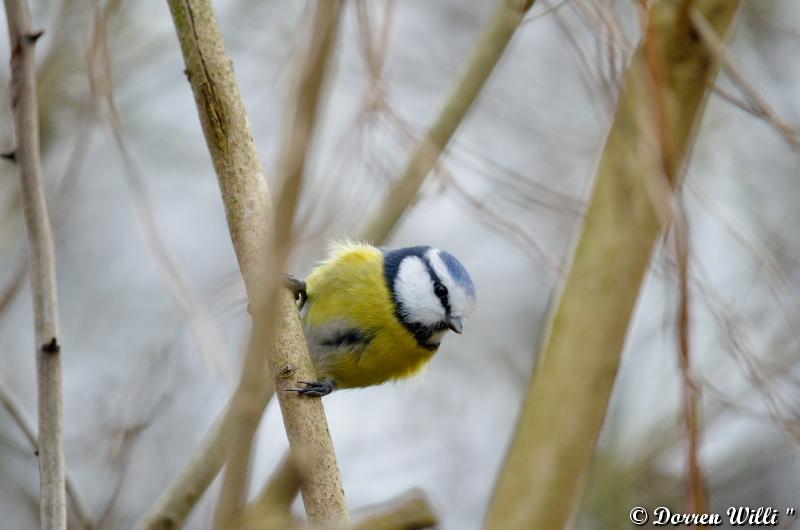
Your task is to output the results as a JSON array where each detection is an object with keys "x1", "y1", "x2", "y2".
[{"x1": 433, "y1": 282, "x2": 448, "y2": 298}]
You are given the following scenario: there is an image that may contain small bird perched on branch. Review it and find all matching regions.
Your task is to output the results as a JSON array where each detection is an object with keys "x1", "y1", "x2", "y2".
[{"x1": 285, "y1": 241, "x2": 476, "y2": 397}]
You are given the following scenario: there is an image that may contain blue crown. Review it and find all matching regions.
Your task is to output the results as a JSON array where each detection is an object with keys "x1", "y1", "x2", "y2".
[{"x1": 439, "y1": 250, "x2": 476, "y2": 299}]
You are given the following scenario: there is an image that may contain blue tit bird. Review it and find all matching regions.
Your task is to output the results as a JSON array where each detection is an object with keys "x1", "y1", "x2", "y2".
[{"x1": 285, "y1": 241, "x2": 476, "y2": 397}]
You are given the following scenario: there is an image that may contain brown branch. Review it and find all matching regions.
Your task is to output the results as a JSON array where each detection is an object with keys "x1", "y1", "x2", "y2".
[
  {"x1": 673, "y1": 205, "x2": 708, "y2": 518},
  {"x1": 483, "y1": 1, "x2": 741, "y2": 529},
  {"x1": 135, "y1": 1, "x2": 346, "y2": 529},
  {"x1": 86, "y1": 0, "x2": 234, "y2": 382},
  {"x1": 3, "y1": 1, "x2": 67, "y2": 529},
  {"x1": 358, "y1": 0, "x2": 537, "y2": 244},
  {"x1": 642, "y1": 9, "x2": 708, "y2": 517},
  {"x1": 212, "y1": 1, "x2": 345, "y2": 528}
]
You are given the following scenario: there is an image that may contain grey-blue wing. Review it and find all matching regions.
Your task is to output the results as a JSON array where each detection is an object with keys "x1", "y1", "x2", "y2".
[{"x1": 303, "y1": 318, "x2": 373, "y2": 379}]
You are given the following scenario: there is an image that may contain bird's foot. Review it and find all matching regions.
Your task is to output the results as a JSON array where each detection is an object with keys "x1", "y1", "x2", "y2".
[
  {"x1": 287, "y1": 380, "x2": 336, "y2": 398},
  {"x1": 284, "y1": 274, "x2": 307, "y2": 306}
]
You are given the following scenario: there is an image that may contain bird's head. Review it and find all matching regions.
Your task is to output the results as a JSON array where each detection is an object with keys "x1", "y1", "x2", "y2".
[{"x1": 384, "y1": 246, "x2": 476, "y2": 349}]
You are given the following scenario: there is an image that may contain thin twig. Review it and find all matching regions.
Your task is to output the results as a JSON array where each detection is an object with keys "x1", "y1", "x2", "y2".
[
  {"x1": 358, "y1": 0, "x2": 537, "y2": 244},
  {"x1": 3, "y1": 1, "x2": 67, "y2": 529},
  {"x1": 234, "y1": 452, "x2": 307, "y2": 530},
  {"x1": 86, "y1": 0, "x2": 233, "y2": 382},
  {"x1": 672, "y1": 205, "x2": 708, "y2": 518},
  {"x1": 691, "y1": 8, "x2": 800, "y2": 153},
  {"x1": 321, "y1": 490, "x2": 438, "y2": 530},
  {"x1": 132, "y1": 382, "x2": 273, "y2": 530},
  {"x1": 0, "y1": 377, "x2": 92, "y2": 530},
  {"x1": 641, "y1": 12, "x2": 708, "y2": 515}
]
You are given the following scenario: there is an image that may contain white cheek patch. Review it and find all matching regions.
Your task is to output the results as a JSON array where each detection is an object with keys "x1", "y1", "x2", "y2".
[{"x1": 395, "y1": 256, "x2": 444, "y2": 326}]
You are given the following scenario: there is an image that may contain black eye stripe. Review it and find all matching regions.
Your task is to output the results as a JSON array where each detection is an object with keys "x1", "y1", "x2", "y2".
[{"x1": 422, "y1": 256, "x2": 451, "y2": 314}]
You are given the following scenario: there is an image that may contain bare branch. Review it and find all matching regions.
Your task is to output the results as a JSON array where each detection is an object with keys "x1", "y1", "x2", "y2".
[
  {"x1": 483, "y1": 1, "x2": 741, "y2": 529},
  {"x1": 359, "y1": 0, "x2": 537, "y2": 244},
  {"x1": 85, "y1": 0, "x2": 233, "y2": 382},
  {"x1": 134, "y1": 1, "x2": 347, "y2": 529},
  {"x1": 132, "y1": 383, "x2": 273, "y2": 530},
  {"x1": 0, "y1": 377, "x2": 92, "y2": 530},
  {"x1": 234, "y1": 452, "x2": 308, "y2": 530},
  {"x1": 213, "y1": 0, "x2": 345, "y2": 526},
  {"x1": 323, "y1": 491, "x2": 438, "y2": 530},
  {"x1": 672, "y1": 203, "x2": 708, "y2": 513},
  {"x1": 691, "y1": 9, "x2": 800, "y2": 153},
  {"x1": 3, "y1": 1, "x2": 67, "y2": 529}
]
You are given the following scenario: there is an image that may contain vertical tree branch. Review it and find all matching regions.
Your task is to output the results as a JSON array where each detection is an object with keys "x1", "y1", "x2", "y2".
[
  {"x1": 358, "y1": 0, "x2": 536, "y2": 244},
  {"x1": 3, "y1": 1, "x2": 67, "y2": 529},
  {"x1": 138, "y1": 1, "x2": 347, "y2": 530},
  {"x1": 483, "y1": 1, "x2": 741, "y2": 529},
  {"x1": 212, "y1": 2, "x2": 344, "y2": 528}
]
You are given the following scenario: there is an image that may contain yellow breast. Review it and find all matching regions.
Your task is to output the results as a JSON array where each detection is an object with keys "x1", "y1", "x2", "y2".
[{"x1": 303, "y1": 242, "x2": 437, "y2": 388}]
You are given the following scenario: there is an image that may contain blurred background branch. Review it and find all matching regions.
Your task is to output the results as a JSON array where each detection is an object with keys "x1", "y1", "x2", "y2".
[
  {"x1": 359, "y1": 0, "x2": 536, "y2": 244},
  {"x1": 484, "y1": 1, "x2": 741, "y2": 528}
]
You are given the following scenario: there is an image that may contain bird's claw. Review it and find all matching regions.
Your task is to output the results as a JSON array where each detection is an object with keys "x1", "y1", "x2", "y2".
[
  {"x1": 284, "y1": 274, "x2": 307, "y2": 306},
  {"x1": 286, "y1": 380, "x2": 335, "y2": 398}
]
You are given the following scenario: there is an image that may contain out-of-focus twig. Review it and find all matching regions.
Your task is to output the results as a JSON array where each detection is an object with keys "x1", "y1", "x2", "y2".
[
  {"x1": 0, "y1": 377, "x2": 92, "y2": 530},
  {"x1": 483, "y1": 2, "x2": 741, "y2": 529},
  {"x1": 691, "y1": 9, "x2": 800, "y2": 153},
  {"x1": 86, "y1": 0, "x2": 233, "y2": 382},
  {"x1": 672, "y1": 207, "x2": 708, "y2": 516},
  {"x1": 320, "y1": 490, "x2": 438, "y2": 530},
  {"x1": 234, "y1": 453, "x2": 307, "y2": 530},
  {"x1": 641, "y1": 14, "x2": 708, "y2": 516},
  {"x1": 132, "y1": 381, "x2": 272, "y2": 530},
  {"x1": 3, "y1": 1, "x2": 68, "y2": 529},
  {"x1": 522, "y1": 0, "x2": 571, "y2": 25},
  {"x1": 359, "y1": 0, "x2": 537, "y2": 244}
]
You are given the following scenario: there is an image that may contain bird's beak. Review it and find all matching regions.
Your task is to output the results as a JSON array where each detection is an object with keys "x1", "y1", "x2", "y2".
[{"x1": 447, "y1": 316, "x2": 464, "y2": 334}]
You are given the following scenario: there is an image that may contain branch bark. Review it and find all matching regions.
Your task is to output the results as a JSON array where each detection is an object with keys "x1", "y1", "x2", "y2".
[
  {"x1": 3, "y1": 2, "x2": 67, "y2": 529},
  {"x1": 135, "y1": 1, "x2": 346, "y2": 529},
  {"x1": 212, "y1": 1, "x2": 344, "y2": 528},
  {"x1": 483, "y1": 2, "x2": 741, "y2": 529},
  {"x1": 358, "y1": 0, "x2": 536, "y2": 244}
]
